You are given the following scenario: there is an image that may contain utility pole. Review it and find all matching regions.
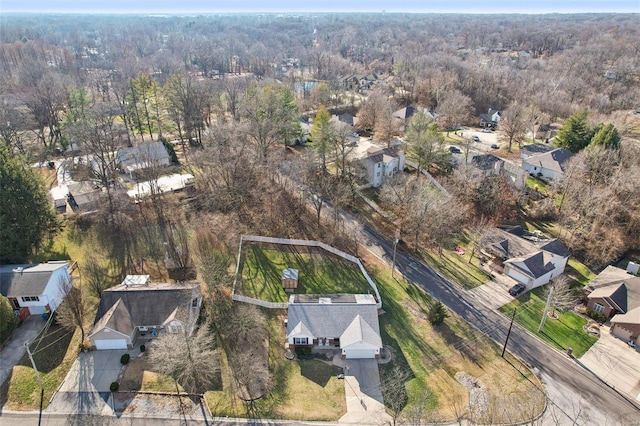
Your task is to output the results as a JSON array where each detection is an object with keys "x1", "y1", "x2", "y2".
[
  {"x1": 539, "y1": 283, "x2": 554, "y2": 332},
  {"x1": 392, "y1": 228, "x2": 400, "y2": 278},
  {"x1": 501, "y1": 307, "x2": 517, "y2": 358}
]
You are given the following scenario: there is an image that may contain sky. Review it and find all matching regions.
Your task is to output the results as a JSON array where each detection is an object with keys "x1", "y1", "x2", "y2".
[{"x1": 0, "y1": 0, "x2": 638, "y2": 14}]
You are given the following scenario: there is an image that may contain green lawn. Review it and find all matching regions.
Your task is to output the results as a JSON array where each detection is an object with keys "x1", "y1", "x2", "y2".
[
  {"x1": 237, "y1": 244, "x2": 373, "y2": 302},
  {"x1": 367, "y1": 254, "x2": 545, "y2": 423},
  {"x1": 499, "y1": 288, "x2": 597, "y2": 358}
]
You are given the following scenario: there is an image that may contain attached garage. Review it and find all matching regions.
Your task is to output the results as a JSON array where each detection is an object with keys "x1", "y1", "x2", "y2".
[
  {"x1": 94, "y1": 338, "x2": 128, "y2": 350},
  {"x1": 610, "y1": 307, "x2": 640, "y2": 344},
  {"x1": 340, "y1": 315, "x2": 382, "y2": 359},
  {"x1": 342, "y1": 346, "x2": 379, "y2": 359},
  {"x1": 505, "y1": 266, "x2": 531, "y2": 287}
]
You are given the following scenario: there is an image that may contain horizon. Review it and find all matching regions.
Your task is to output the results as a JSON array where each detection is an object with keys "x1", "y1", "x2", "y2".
[{"x1": 1, "y1": 0, "x2": 638, "y2": 15}]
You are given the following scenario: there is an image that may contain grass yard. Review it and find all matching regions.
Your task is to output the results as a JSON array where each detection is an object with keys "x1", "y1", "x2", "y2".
[
  {"x1": 206, "y1": 309, "x2": 346, "y2": 421},
  {"x1": 420, "y1": 239, "x2": 490, "y2": 290},
  {"x1": 365, "y1": 252, "x2": 545, "y2": 423},
  {"x1": 119, "y1": 356, "x2": 183, "y2": 392},
  {"x1": 499, "y1": 289, "x2": 597, "y2": 358},
  {"x1": 237, "y1": 243, "x2": 373, "y2": 303},
  {"x1": 0, "y1": 324, "x2": 80, "y2": 410}
]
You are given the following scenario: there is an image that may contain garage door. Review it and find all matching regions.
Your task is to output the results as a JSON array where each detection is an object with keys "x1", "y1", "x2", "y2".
[
  {"x1": 612, "y1": 325, "x2": 633, "y2": 342},
  {"x1": 344, "y1": 349, "x2": 375, "y2": 359},
  {"x1": 94, "y1": 339, "x2": 127, "y2": 350}
]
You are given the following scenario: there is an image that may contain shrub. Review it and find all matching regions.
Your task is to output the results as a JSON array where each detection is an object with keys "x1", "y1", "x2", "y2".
[
  {"x1": 294, "y1": 346, "x2": 312, "y2": 356},
  {"x1": 140, "y1": 344, "x2": 146, "y2": 352},
  {"x1": 428, "y1": 301, "x2": 449, "y2": 325},
  {"x1": 586, "y1": 309, "x2": 606, "y2": 323},
  {"x1": 120, "y1": 353, "x2": 130, "y2": 365},
  {"x1": 110, "y1": 381, "x2": 119, "y2": 392}
]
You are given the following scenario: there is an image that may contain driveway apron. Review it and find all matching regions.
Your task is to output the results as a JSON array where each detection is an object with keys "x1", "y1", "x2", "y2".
[
  {"x1": 338, "y1": 359, "x2": 391, "y2": 424},
  {"x1": 0, "y1": 316, "x2": 47, "y2": 385}
]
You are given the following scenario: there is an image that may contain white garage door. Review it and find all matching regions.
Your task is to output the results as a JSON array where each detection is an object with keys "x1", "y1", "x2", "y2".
[
  {"x1": 94, "y1": 339, "x2": 127, "y2": 350},
  {"x1": 612, "y1": 325, "x2": 633, "y2": 342},
  {"x1": 345, "y1": 349, "x2": 375, "y2": 359}
]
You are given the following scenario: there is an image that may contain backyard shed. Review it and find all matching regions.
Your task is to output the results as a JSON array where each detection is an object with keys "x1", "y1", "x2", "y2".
[{"x1": 282, "y1": 268, "x2": 299, "y2": 290}]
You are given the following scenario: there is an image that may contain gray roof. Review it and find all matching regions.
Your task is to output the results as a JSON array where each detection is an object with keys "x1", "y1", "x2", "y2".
[
  {"x1": 117, "y1": 142, "x2": 169, "y2": 171},
  {"x1": 588, "y1": 283, "x2": 627, "y2": 313},
  {"x1": 0, "y1": 262, "x2": 68, "y2": 297},
  {"x1": 331, "y1": 113, "x2": 358, "y2": 127},
  {"x1": 538, "y1": 239, "x2": 571, "y2": 258},
  {"x1": 93, "y1": 282, "x2": 200, "y2": 329},
  {"x1": 340, "y1": 315, "x2": 382, "y2": 348},
  {"x1": 505, "y1": 251, "x2": 556, "y2": 279},
  {"x1": 472, "y1": 154, "x2": 503, "y2": 172},
  {"x1": 287, "y1": 302, "x2": 380, "y2": 340},
  {"x1": 523, "y1": 148, "x2": 573, "y2": 174},
  {"x1": 521, "y1": 143, "x2": 554, "y2": 156},
  {"x1": 588, "y1": 265, "x2": 640, "y2": 312},
  {"x1": 90, "y1": 298, "x2": 135, "y2": 337},
  {"x1": 611, "y1": 306, "x2": 640, "y2": 326}
]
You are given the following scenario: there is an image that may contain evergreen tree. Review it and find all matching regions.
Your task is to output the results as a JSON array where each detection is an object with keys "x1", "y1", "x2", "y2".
[
  {"x1": 0, "y1": 145, "x2": 59, "y2": 264},
  {"x1": 589, "y1": 123, "x2": 620, "y2": 150},
  {"x1": 311, "y1": 105, "x2": 335, "y2": 172},
  {"x1": 428, "y1": 300, "x2": 448, "y2": 325},
  {"x1": 555, "y1": 110, "x2": 591, "y2": 153},
  {"x1": 0, "y1": 295, "x2": 17, "y2": 344}
]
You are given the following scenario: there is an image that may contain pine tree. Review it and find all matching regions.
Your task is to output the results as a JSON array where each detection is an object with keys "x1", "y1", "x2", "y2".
[
  {"x1": 589, "y1": 123, "x2": 620, "y2": 149},
  {"x1": 428, "y1": 300, "x2": 448, "y2": 325},
  {"x1": 555, "y1": 110, "x2": 591, "y2": 153}
]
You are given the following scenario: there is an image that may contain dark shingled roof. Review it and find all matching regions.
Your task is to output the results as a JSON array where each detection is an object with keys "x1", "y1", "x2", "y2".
[
  {"x1": 472, "y1": 154, "x2": 503, "y2": 172},
  {"x1": 93, "y1": 282, "x2": 200, "y2": 329},
  {"x1": 505, "y1": 251, "x2": 556, "y2": 279},
  {"x1": 0, "y1": 262, "x2": 67, "y2": 297},
  {"x1": 588, "y1": 283, "x2": 628, "y2": 313},
  {"x1": 521, "y1": 143, "x2": 554, "y2": 156},
  {"x1": 523, "y1": 148, "x2": 573, "y2": 174}
]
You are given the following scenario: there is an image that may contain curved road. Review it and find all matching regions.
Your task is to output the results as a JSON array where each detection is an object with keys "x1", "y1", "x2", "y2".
[{"x1": 362, "y1": 223, "x2": 640, "y2": 424}]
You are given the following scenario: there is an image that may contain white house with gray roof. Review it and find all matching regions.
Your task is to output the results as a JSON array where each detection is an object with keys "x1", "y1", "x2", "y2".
[
  {"x1": 522, "y1": 148, "x2": 573, "y2": 182},
  {"x1": 89, "y1": 276, "x2": 201, "y2": 350},
  {"x1": 0, "y1": 261, "x2": 70, "y2": 319},
  {"x1": 286, "y1": 293, "x2": 382, "y2": 359}
]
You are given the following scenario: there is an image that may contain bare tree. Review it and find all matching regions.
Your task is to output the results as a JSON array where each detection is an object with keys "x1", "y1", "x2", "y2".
[
  {"x1": 380, "y1": 365, "x2": 411, "y2": 426},
  {"x1": 436, "y1": 90, "x2": 472, "y2": 136},
  {"x1": 55, "y1": 278, "x2": 88, "y2": 346},
  {"x1": 148, "y1": 325, "x2": 220, "y2": 394},
  {"x1": 500, "y1": 102, "x2": 528, "y2": 152},
  {"x1": 81, "y1": 254, "x2": 112, "y2": 299},
  {"x1": 539, "y1": 275, "x2": 576, "y2": 332}
]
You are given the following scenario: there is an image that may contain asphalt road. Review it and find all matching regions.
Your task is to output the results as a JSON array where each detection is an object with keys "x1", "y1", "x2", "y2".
[{"x1": 362, "y1": 223, "x2": 640, "y2": 424}]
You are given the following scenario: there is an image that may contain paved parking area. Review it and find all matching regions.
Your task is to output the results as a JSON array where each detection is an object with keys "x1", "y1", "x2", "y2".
[
  {"x1": 580, "y1": 325, "x2": 640, "y2": 402},
  {"x1": 467, "y1": 275, "x2": 520, "y2": 310},
  {"x1": 335, "y1": 359, "x2": 391, "y2": 424},
  {"x1": 48, "y1": 349, "x2": 127, "y2": 415}
]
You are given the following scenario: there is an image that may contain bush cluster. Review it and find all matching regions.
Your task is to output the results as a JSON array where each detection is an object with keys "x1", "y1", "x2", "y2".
[{"x1": 120, "y1": 353, "x2": 130, "y2": 365}]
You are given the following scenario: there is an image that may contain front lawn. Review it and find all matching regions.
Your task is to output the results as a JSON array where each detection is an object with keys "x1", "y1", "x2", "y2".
[
  {"x1": 205, "y1": 309, "x2": 346, "y2": 421},
  {"x1": 0, "y1": 324, "x2": 80, "y2": 410},
  {"x1": 367, "y1": 252, "x2": 545, "y2": 423},
  {"x1": 237, "y1": 243, "x2": 373, "y2": 303},
  {"x1": 499, "y1": 288, "x2": 597, "y2": 358}
]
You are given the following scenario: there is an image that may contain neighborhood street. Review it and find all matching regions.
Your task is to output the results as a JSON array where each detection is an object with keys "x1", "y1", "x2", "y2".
[{"x1": 362, "y1": 223, "x2": 640, "y2": 423}]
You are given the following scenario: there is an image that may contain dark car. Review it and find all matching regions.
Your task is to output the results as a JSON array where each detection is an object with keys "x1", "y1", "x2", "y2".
[
  {"x1": 491, "y1": 143, "x2": 499, "y2": 149},
  {"x1": 449, "y1": 146, "x2": 461, "y2": 153},
  {"x1": 509, "y1": 284, "x2": 526, "y2": 297}
]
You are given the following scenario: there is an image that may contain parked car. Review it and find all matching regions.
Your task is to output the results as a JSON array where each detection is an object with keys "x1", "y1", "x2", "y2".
[
  {"x1": 449, "y1": 146, "x2": 461, "y2": 153},
  {"x1": 472, "y1": 136, "x2": 480, "y2": 142},
  {"x1": 482, "y1": 128, "x2": 492, "y2": 133},
  {"x1": 509, "y1": 284, "x2": 526, "y2": 297},
  {"x1": 491, "y1": 143, "x2": 499, "y2": 149}
]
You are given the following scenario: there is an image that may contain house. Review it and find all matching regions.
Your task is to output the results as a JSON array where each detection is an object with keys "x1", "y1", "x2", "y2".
[
  {"x1": 585, "y1": 265, "x2": 640, "y2": 319},
  {"x1": 117, "y1": 141, "x2": 170, "y2": 175},
  {"x1": 610, "y1": 307, "x2": 640, "y2": 345},
  {"x1": 286, "y1": 294, "x2": 382, "y2": 359},
  {"x1": 392, "y1": 106, "x2": 435, "y2": 133},
  {"x1": 295, "y1": 117, "x2": 311, "y2": 144},
  {"x1": 485, "y1": 226, "x2": 570, "y2": 290},
  {"x1": 479, "y1": 109, "x2": 502, "y2": 128},
  {"x1": 89, "y1": 277, "x2": 202, "y2": 350},
  {"x1": 522, "y1": 148, "x2": 573, "y2": 182},
  {"x1": 360, "y1": 146, "x2": 405, "y2": 188},
  {"x1": 340, "y1": 73, "x2": 378, "y2": 91},
  {"x1": 520, "y1": 143, "x2": 554, "y2": 160},
  {"x1": 50, "y1": 180, "x2": 101, "y2": 214},
  {"x1": 0, "y1": 261, "x2": 71, "y2": 320},
  {"x1": 471, "y1": 154, "x2": 525, "y2": 189},
  {"x1": 331, "y1": 113, "x2": 359, "y2": 129}
]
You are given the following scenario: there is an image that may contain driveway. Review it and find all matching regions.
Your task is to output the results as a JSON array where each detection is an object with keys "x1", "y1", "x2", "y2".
[
  {"x1": 47, "y1": 349, "x2": 128, "y2": 415},
  {"x1": 467, "y1": 277, "x2": 520, "y2": 310},
  {"x1": 0, "y1": 316, "x2": 47, "y2": 385},
  {"x1": 580, "y1": 325, "x2": 640, "y2": 403},
  {"x1": 334, "y1": 359, "x2": 391, "y2": 424}
]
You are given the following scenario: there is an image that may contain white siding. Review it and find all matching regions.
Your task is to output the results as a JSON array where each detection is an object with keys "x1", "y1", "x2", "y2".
[
  {"x1": 342, "y1": 348, "x2": 376, "y2": 359},
  {"x1": 95, "y1": 339, "x2": 128, "y2": 350},
  {"x1": 42, "y1": 267, "x2": 71, "y2": 312},
  {"x1": 505, "y1": 266, "x2": 531, "y2": 287}
]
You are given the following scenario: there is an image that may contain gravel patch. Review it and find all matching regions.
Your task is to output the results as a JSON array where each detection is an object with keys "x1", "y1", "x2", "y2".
[
  {"x1": 455, "y1": 372, "x2": 489, "y2": 420},
  {"x1": 113, "y1": 392, "x2": 203, "y2": 418}
]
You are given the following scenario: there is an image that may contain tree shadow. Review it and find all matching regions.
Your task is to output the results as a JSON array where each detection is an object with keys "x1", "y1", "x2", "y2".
[
  {"x1": 299, "y1": 359, "x2": 341, "y2": 387},
  {"x1": 18, "y1": 324, "x2": 74, "y2": 373},
  {"x1": 434, "y1": 322, "x2": 483, "y2": 367}
]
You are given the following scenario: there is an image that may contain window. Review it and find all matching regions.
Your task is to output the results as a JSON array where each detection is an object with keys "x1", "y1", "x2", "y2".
[
  {"x1": 593, "y1": 303, "x2": 605, "y2": 314},
  {"x1": 21, "y1": 296, "x2": 40, "y2": 302},
  {"x1": 191, "y1": 297, "x2": 199, "y2": 308},
  {"x1": 293, "y1": 337, "x2": 308, "y2": 345}
]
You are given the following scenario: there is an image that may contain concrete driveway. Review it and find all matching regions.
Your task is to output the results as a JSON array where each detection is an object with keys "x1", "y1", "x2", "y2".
[
  {"x1": 580, "y1": 325, "x2": 640, "y2": 403},
  {"x1": 0, "y1": 316, "x2": 47, "y2": 385},
  {"x1": 47, "y1": 349, "x2": 127, "y2": 415},
  {"x1": 467, "y1": 273, "x2": 521, "y2": 310},
  {"x1": 335, "y1": 359, "x2": 391, "y2": 424}
]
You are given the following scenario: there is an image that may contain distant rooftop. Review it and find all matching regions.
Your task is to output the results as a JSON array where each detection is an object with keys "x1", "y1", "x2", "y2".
[{"x1": 291, "y1": 293, "x2": 377, "y2": 304}]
